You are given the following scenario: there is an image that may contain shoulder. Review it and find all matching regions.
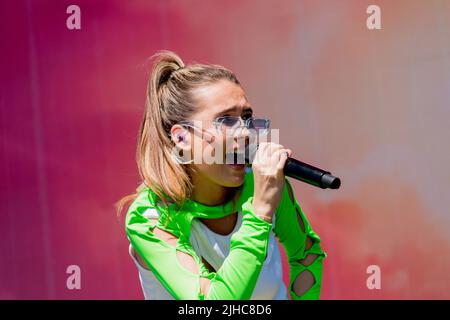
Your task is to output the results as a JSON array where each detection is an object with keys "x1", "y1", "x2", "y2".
[
  {"x1": 125, "y1": 187, "x2": 185, "y2": 237},
  {"x1": 125, "y1": 187, "x2": 154, "y2": 224},
  {"x1": 125, "y1": 186, "x2": 178, "y2": 235},
  {"x1": 124, "y1": 187, "x2": 155, "y2": 235}
]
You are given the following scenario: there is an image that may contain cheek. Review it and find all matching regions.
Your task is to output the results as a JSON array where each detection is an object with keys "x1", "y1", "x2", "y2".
[
  {"x1": 196, "y1": 134, "x2": 228, "y2": 161},
  {"x1": 190, "y1": 134, "x2": 245, "y2": 187}
]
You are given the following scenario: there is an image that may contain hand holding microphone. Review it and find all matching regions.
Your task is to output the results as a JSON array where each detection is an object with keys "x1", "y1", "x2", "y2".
[
  {"x1": 251, "y1": 143, "x2": 292, "y2": 223},
  {"x1": 245, "y1": 143, "x2": 341, "y2": 190}
]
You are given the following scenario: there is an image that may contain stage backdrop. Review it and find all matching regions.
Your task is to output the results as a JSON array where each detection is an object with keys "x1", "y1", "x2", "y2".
[{"x1": 1, "y1": 0, "x2": 450, "y2": 299}]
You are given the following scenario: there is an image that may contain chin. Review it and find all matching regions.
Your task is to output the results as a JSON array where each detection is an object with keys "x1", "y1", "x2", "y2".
[
  {"x1": 221, "y1": 166, "x2": 246, "y2": 187},
  {"x1": 223, "y1": 178, "x2": 245, "y2": 188}
]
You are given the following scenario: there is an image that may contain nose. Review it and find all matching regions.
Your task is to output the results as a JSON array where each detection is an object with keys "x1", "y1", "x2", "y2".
[
  {"x1": 240, "y1": 125, "x2": 250, "y2": 139},
  {"x1": 232, "y1": 126, "x2": 250, "y2": 152}
]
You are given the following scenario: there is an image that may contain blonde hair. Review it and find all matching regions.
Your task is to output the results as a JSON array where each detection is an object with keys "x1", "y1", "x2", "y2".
[{"x1": 116, "y1": 50, "x2": 241, "y2": 216}]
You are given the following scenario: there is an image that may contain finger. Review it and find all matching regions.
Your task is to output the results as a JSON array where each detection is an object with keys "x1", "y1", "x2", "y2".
[
  {"x1": 276, "y1": 148, "x2": 291, "y2": 160},
  {"x1": 267, "y1": 144, "x2": 286, "y2": 165},
  {"x1": 255, "y1": 142, "x2": 278, "y2": 163},
  {"x1": 255, "y1": 142, "x2": 285, "y2": 165},
  {"x1": 265, "y1": 145, "x2": 283, "y2": 166},
  {"x1": 266, "y1": 143, "x2": 284, "y2": 157},
  {"x1": 286, "y1": 149, "x2": 292, "y2": 157},
  {"x1": 276, "y1": 149, "x2": 290, "y2": 170}
]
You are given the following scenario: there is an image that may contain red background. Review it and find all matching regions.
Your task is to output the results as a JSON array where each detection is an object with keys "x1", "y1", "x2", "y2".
[{"x1": 1, "y1": 0, "x2": 450, "y2": 299}]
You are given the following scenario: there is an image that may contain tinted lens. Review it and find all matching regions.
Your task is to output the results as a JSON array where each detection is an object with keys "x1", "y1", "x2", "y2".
[
  {"x1": 220, "y1": 116, "x2": 240, "y2": 128},
  {"x1": 248, "y1": 118, "x2": 269, "y2": 130}
]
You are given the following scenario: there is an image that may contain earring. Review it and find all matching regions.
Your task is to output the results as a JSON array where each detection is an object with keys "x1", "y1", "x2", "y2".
[{"x1": 170, "y1": 145, "x2": 193, "y2": 164}]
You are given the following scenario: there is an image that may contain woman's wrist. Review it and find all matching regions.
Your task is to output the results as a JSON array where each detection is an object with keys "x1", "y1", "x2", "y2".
[
  {"x1": 255, "y1": 214, "x2": 273, "y2": 224},
  {"x1": 253, "y1": 201, "x2": 273, "y2": 215},
  {"x1": 252, "y1": 202, "x2": 274, "y2": 224}
]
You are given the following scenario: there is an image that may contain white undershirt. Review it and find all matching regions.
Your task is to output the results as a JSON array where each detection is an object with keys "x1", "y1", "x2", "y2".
[{"x1": 128, "y1": 208, "x2": 289, "y2": 300}]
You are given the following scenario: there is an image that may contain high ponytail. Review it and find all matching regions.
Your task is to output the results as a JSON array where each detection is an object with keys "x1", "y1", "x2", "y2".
[{"x1": 116, "y1": 50, "x2": 240, "y2": 216}]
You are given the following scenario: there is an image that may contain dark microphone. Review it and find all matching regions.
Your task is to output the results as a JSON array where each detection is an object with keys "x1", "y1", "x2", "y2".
[{"x1": 244, "y1": 144, "x2": 341, "y2": 190}]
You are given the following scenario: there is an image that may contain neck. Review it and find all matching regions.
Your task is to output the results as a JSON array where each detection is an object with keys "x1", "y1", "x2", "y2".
[{"x1": 190, "y1": 172, "x2": 233, "y2": 206}]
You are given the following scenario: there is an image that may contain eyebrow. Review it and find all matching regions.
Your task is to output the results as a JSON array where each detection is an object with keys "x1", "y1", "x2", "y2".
[{"x1": 215, "y1": 105, "x2": 253, "y2": 117}]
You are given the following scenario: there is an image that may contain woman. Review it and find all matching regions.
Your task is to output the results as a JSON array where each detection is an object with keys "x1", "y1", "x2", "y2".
[{"x1": 117, "y1": 50, "x2": 326, "y2": 300}]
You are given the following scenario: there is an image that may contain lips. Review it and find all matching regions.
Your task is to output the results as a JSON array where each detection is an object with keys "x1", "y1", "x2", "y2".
[{"x1": 226, "y1": 163, "x2": 245, "y2": 171}]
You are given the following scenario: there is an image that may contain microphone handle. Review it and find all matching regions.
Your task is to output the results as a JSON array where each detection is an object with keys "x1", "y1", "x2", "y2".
[{"x1": 284, "y1": 157, "x2": 341, "y2": 189}]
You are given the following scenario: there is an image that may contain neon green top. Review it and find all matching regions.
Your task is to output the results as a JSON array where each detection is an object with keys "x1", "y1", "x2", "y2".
[{"x1": 125, "y1": 169, "x2": 326, "y2": 300}]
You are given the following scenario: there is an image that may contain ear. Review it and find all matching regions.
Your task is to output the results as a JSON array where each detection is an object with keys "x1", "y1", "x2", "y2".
[{"x1": 170, "y1": 124, "x2": 192, "y2": 151}]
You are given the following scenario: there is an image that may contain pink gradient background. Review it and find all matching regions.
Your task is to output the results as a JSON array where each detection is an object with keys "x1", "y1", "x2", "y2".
[{"x1": 1, "y1": 0, "x2": 450, "y2": 299}]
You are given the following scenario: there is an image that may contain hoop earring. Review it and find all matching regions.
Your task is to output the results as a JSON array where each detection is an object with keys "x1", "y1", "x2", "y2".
[{"x1": 169, "y1": 146, "x2": 194, "y2": 164}]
